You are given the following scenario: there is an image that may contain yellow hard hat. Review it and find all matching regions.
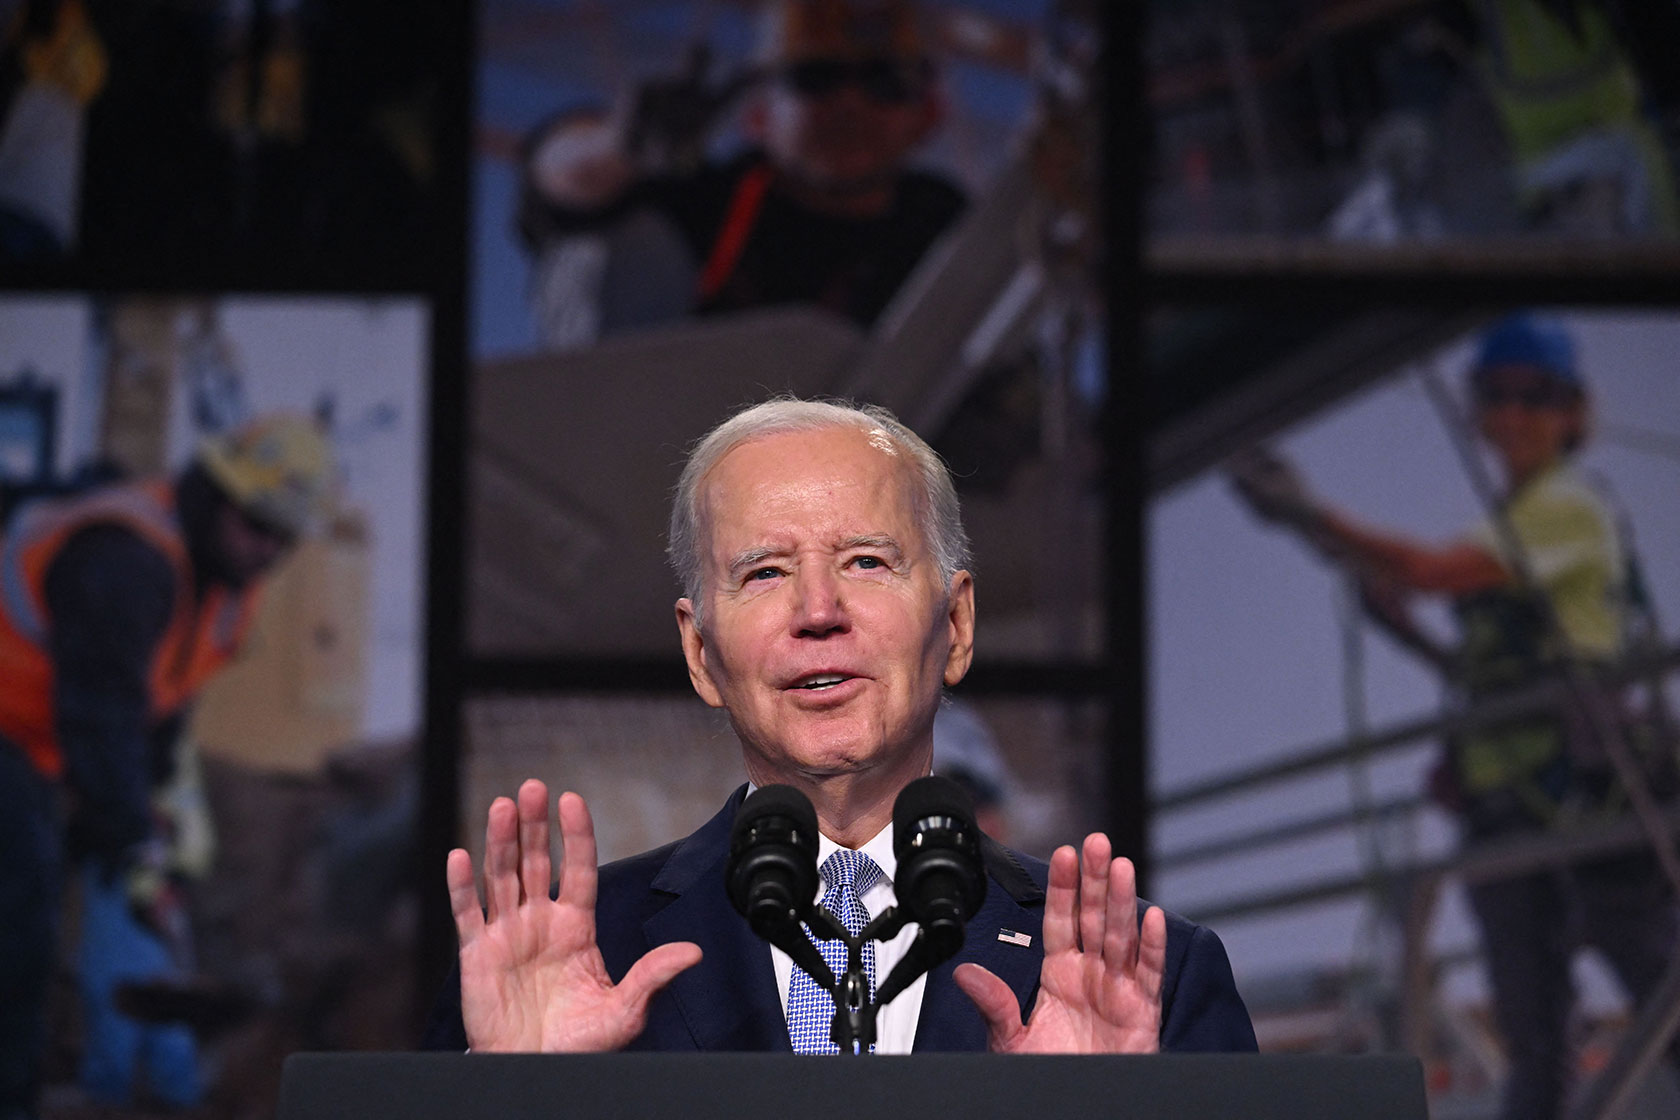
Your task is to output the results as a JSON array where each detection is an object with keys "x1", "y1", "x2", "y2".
[
  {"x1": 197, "y1": 413, "x2": 334, "y2": 536},
  {"x1": 760, "y1": 0, "x2": 928, "y2": 64}
]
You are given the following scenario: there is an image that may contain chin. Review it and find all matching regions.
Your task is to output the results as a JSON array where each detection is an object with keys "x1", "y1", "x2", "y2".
[
  {"x1": 767, "y1": 732, "x2": 886, "y2": 781},
  {"x1": 791, "y1": 741, "x2": 879, "y2": 776}
]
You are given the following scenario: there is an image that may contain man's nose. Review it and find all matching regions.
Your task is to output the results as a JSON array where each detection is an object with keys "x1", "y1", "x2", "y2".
[{"x1": 790, "y1": 565, "x2": 849, "y2": 637}]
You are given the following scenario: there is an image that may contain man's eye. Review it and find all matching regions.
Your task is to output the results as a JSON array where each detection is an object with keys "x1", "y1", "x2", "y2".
[
  {"x1": 748, "y1": 567, "x2": 782, "y2": 581},
  {"x1": 853, "y1": 556, "x2": 883, "y2": 569}
]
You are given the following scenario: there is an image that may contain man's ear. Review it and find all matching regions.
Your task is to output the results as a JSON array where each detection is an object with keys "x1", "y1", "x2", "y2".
[
  {"x1": 676, "y1": 597, "x2": 725, "y2": 708},
  {"x1": 942, "y1": 570, "x2": 975, "y2": 687}
]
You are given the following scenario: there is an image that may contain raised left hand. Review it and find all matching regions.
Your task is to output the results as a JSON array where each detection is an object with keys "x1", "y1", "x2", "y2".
[
  {"x1": 1228, "y1": 446, "x2": 1320, "y2": 532},
  {"x1": 954, "y1": 833, "x2": 1165, "y2": 1053}
]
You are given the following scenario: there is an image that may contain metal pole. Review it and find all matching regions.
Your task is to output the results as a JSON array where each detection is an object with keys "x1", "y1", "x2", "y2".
[
  {"x1": 1156, "y1": 644, "x2": 1680, "y2": 811},
  {"x1": 1398, "y1": 876, "x2": 1441, "y2": 1063},
  {"x1": 1568, "y1": 952, "x2": 1680, "y2": 1120},
  {"x1": 1184, "y1": 801, "x2": 1680, "y2": 925}
]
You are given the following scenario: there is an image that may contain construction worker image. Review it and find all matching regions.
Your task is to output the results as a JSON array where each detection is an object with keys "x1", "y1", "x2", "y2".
[
  {"x1": 0, "y1": 413, "x2": 332, "y2": 1118},
  {"x1": 1229, "y1": 314, "x2": 1680, "y2": 1120},
  {"x1": 1472, "y1": 0, "x2": 1677, "y2": 236},
  {"x1": 516, "y1": 0, "x2": 961, "y2": 346},
  {"x1": 0, "y1": 0, "x2": 108, "y2": 257}
]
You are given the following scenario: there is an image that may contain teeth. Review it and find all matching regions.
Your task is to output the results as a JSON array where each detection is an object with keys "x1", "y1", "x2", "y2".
[{"x1": 800, "y1": 675, "x2": 848, "y2": 689}]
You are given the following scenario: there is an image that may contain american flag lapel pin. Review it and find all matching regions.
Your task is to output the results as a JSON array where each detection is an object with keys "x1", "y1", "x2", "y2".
[{"x1": 997, "y1": 929, "x2": 1032, "y2": 947}]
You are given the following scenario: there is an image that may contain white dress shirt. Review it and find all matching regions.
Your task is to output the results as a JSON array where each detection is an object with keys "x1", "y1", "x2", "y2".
[{"x1": 768, "y1": 824, "x2": 928, "y2": 1053}]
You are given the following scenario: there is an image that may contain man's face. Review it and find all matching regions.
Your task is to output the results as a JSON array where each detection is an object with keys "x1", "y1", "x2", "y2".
[
  {"x1": 676, "y1": 426, "x2": 974, "y2": 794},
  {"x1": 1474, "y1": 364, "x2": 1579, "y2": 482},
  {"x1": 756, "y1": 56, "x2": 940, "y2": 197}
]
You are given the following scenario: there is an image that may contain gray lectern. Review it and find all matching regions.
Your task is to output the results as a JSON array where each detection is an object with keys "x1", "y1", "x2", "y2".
[{"x1": 279, "y1": 1052, "x2": 1427, "y2": 1120}]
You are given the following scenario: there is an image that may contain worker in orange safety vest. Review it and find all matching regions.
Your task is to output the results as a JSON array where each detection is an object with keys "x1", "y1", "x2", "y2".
[{"x1": 0, "y1": 413, "x2": 332, "y2": 1118}]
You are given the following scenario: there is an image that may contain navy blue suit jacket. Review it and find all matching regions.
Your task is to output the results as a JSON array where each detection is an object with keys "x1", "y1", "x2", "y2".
[{"x1": 424, "y1": 786, "x2": 1256, "y2": 1052}]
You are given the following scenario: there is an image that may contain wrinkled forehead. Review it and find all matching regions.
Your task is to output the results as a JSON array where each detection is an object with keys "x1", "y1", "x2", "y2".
[{"x1": 695, "y1": 424, "x2": 924, "y2": 554}]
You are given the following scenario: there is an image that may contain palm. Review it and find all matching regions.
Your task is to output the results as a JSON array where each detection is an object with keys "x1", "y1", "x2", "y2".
[
  {"x1": 447, "y1": 783, "x2": 701, "y2": 1052},
  {"x1": 1014, "y1": 929, "x2": 1161, "y2": 1052},
  {"x1": 457, "y1": 887, "x2": 615, "y2": 1051},
  {"x1": 956, "y1": 834, "x2": 1165, "y2": 1054}
]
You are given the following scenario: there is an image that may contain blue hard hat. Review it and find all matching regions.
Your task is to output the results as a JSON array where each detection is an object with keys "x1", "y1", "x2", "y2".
[{"x1": 1471, "y1": 313, "x2": 1580, "y2": 387}]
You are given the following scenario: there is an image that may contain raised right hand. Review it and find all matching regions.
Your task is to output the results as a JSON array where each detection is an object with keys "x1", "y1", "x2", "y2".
[
  {"x1": 446, "y1": 780, "x2": 702, "y2": 1051},
  {"x1": 527, "y1": 118, "x2": 636, "y2": 208}
]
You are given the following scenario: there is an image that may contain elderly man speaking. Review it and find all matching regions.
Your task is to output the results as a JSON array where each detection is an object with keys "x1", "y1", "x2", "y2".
[{"x1": 426, "y1": 399, "x2": 1255, "y2": 1055}]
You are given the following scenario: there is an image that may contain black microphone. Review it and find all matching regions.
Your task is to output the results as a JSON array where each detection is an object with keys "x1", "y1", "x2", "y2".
[
  {"x1": 726, "y1": 785, "x2": 835, "y2": 990},
  {"x1": 876, "y1": 775, "x2": 987, "y2": 1005}
]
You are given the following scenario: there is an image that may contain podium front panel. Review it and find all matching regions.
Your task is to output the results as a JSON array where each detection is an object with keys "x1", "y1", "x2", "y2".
[{"x1": 280, "y1": 1051, "x2": 1426, "y2": 1120}]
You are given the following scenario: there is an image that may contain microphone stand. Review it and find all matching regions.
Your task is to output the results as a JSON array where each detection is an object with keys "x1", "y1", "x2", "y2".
[
  {"x1": 734, "y1": 777, "x2": 984, "y2": 1055},
  {"x1": 805, "y1": 905, "x2": 951, "y2": 1056}
]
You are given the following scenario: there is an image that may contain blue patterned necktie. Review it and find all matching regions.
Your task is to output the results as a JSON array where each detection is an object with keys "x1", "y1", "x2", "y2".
[{"x1": 786, "y1": 848, "x2": 883, "y2": 1054}]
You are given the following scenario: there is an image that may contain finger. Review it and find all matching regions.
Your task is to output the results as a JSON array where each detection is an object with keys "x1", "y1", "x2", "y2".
[
  {"x1": 1042, "y1": 844, "x2": 1080, "y2": 955},
  {"x1": 482, "y1": 796, "x2": 521, "y2": 924},
  {"x1": 1102, "y1": 856, "x2": 1140, "y2": 972},
  {"x1": 953, "y1": 963, "x2": 1024, "y2": 1051},
  {"x1": 517, "y1": 779, "x2": 553, "y2": 905},
  {"x1": 556, "y1": 791, "x2": 599, "y2": 912},
  {"x1": 1137, "y1": 905, "x2": 1167, "y2": 1003},
  {"x1": 616, "y1": 940, "x2": 703, "y2": 1025},
  {"x1": 1078, "y1": 833, "x2": 1112, "y2": 955},
  {"x1": 446, "y1": 847, "x2": 484, "y2": 947}
]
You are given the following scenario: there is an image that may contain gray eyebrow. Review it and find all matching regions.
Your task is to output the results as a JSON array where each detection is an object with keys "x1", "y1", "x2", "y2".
[
  {"x1": 839, "y1": 534, "x2": 904, "y2": 557},
  {"x1": 725, "y1": 536, "x2": 904, "y2": 580},
  {"x1": 726, "y1": 546, "x2": 782, "y2": 579}
]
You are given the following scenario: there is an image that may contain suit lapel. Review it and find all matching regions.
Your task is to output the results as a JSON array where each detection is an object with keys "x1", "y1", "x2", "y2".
[
  {"x1": 644, "y1": 787, "x2": 792, "y2": 1052},
  {"x1": 913, "y1": 839, "x2": 1046, "y2": 1051}
]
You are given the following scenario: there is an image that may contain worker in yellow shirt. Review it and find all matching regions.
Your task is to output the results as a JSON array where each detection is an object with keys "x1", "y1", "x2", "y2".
[{"x1": 1232, "y1": 314, "x2": 1678, "y2": 1120}]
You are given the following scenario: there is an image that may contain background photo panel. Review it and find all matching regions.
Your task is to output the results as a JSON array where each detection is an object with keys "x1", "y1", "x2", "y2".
[
  {"x1": 1146, "y1": 305, "x2": 1680, "y2": 1117},
  {"x1": 467, "y1": 0, "x2": 1111, "y2": 663},
  {"x1": 0, "y1": 291, "x2": 431, "y2": 1118}
]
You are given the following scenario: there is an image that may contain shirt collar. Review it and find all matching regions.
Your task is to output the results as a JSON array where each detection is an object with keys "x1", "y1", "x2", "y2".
[{"x1": 817, "y1": 823, "x2": 897, "y2": 887}]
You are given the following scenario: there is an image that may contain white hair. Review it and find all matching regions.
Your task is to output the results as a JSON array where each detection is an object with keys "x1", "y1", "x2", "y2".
[{"x1": 668, "y1": 398, "x2": 970, "y2": 618}]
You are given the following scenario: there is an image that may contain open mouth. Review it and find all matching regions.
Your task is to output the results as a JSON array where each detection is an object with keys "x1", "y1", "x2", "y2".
[{"x1": 790, "y1": 673, "x2": 855, "y2": 692}]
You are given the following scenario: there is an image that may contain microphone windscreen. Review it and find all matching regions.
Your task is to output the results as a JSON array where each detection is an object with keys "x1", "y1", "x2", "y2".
[
  {"x1": 732, "y1": 784, "x2": 818, "y2": 847},
  {"x1": 892, "y1": 775, "x2": 977, "y2": 861},
  {"x1": 727, "y1": 784, "x2": 821, "y2": 931}
]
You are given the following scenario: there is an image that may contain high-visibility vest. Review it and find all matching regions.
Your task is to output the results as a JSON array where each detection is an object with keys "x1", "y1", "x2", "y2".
[
  {"x1": 0, "y1": 479, "x2": 257, "y2": 779},
  {"x1": 1476, "y1": 0, "x2": 1644, "y2": 161},
  {"x1": 1478, "y1": 0, "x2": 1680, "y2": 234}
]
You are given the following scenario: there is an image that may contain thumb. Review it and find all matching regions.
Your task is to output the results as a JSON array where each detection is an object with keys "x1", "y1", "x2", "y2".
[
  {"x1": 953, "y1": 962, "x2": 1025, "y2": 1051},
  {"x1": 616, "y1": 941, "x2": 703, "y2": 1022}
]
